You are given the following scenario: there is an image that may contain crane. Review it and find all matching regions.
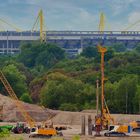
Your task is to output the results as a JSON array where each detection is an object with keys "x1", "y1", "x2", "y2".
[
  {"x1": 32, "y1": 9, "x2": 46, "y2": 43},
  {"x1": 0, "y1": 70, "x2": 62, "y2": 137},
  {"x1": 0, "y1": 70, "x2": 35, "y2": 128}
]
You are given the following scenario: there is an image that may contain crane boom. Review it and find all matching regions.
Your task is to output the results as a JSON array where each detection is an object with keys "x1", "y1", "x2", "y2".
[{"x1": 0, "y1": 71, "x2": 35, "y2": 127}]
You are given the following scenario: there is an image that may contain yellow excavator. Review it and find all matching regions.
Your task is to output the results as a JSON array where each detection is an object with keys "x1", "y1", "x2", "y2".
[{"x1": 0, "y1": 70, "x2": 62, "y2": 137}]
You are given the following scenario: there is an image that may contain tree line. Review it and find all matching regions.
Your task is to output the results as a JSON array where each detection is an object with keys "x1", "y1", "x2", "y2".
[{"x1": 0, "y1": 41, "x2": 140, "y2": 113}]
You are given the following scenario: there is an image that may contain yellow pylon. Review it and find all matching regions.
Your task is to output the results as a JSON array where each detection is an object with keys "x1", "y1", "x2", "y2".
[{"x1": 99, "y1": 12, "x2": 105, "y2": 33}]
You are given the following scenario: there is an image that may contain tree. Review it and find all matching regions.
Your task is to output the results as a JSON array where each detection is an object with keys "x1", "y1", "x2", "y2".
[
  {"x1": 18, "y1": 41, "x2": 65, "y2": 68},
  {"x1": 19, "y1": 41, "x2": 42, "y2": 67},
  {"x1": 1, "y1": 64, "x2": 28, "y2": 98},
  {"x1": 40, "y1": 72, "x2": 96, "y2": 111},
  {"x1": 105, "y1": 47, "x2": 115, "y2": 61},
  {"x1": 133, "y1": 85, "x2": 140, "y2": 113},
  {"x1": 116, "y1": 75, "x2": 138, "y2": 114},
  {"x1": 105, "y1": 82, "x2": 118, "y2": 112},
  {"x1": 135, "y1": 43, "x2": 140, "y2": 53},
  {"x1": 20, "y1": 93, "x2": 32, "y2": 103},
  {"x1": 112, "y1": 43, "x2": 126, "y2": 52},
  {"x1": 36, "y1": 44, "x2": 65, "y2": 68},
  {"x1": 81, "y1": 46, "x2": 98, "y2": 58}
]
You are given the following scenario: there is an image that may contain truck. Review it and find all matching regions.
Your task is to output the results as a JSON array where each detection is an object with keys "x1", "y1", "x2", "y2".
[{"x1": 104, "y1": 125, "x2": 132, "y2": 137}]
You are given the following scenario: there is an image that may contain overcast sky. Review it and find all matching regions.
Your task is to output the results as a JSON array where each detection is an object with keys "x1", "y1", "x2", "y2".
[{"x1": 0, "y1": 0, "x2": 140, "y2": 31}]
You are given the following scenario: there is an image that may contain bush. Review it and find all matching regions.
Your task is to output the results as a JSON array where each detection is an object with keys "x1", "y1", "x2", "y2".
[
  {"x1": 0, "y1": 128, "x2": 10, "y2": 138},
  {"x1": 59, "y1": 103, "x2": 78, "y2": 111},
  {"x1": 20, "y1": 93, "x2": 32, "y2": 103}
]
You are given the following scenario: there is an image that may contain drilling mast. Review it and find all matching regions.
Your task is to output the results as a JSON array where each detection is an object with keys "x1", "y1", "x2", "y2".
[
  {"x1": 97, "y1": 44, "x2": 114, "y2": 129},
  {"x1": 97, "y1": 44, "x2": 107, "y2": 116}
]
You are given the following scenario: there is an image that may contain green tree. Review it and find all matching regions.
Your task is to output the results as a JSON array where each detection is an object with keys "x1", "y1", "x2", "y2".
[
  {"x1": 1, "y1": 64, "x2": 28, "y2": 98},
  {"x1": 40, "y1": 72, "x2": 96, "y2": 110},
  {"x1": 112, "y1": 43, "x2": 126, "y2": 52},
  {"x1": 20, "y1": 93, "x2": 32, "y2": 103},
  {"x1": 19, "y1": 41, "x2": 65, "y2": 68},
  {"x1": 133, "y1": 85, "x2": 140, "y2": 113},
  {"x1": 135, "y1": 43, "x2": 140, "y2": 53},
  {"x1": 105, "y1": 82, "x2": 118, "y2": 112},
  {"x1": 81, "y1": 46, "x2": 98, "y2": 58},
  {"x1": 105, "y1": 47, "x2": 115, "y2": 61},
  {"x1": 36, "y1": 44, "x2": 65, "y2": 68},
  {"x1": 116, "y1": 75, "x2": 138, "y2": 114},
  {"x1": 19, "y1": 41, "x2": 42, "y2": 67}
]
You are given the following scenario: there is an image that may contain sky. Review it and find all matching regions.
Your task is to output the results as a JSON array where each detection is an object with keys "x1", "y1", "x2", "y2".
[{"x1": 0, "y1": 0, "x2": 140, "y2": 31}]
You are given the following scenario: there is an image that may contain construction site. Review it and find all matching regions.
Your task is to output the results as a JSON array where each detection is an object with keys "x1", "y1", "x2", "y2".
[{"x1": 0, "y1": 0, "x2": 140, "y2": 140}]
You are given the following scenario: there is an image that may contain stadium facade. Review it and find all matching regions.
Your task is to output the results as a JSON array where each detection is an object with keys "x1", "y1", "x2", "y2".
[{"x1": 0, "y1": 31, "x2": 140, "y2": 56}]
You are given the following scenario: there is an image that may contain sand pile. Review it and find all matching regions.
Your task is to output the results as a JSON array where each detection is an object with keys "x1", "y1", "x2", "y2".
[{"x1": 0, "y1": 94, "x2": 57, "y2": 122}]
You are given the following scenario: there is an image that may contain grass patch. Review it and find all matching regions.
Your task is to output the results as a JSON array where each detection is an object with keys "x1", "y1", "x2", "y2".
[
  {"x1": 49, "y1": 137, "x2": 64, "y2": 140},
  {"x1": 0, "y1": 135, "x2": 23, "y2": 140},
  {"x1": 72, "y1": 135, "x2": 80, "y2": 140}
]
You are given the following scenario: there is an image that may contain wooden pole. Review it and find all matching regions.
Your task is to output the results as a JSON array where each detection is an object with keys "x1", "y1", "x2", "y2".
[
  {"x1": 81, "y1": 115, "x2": 85, "y2": 135},
  {"x1": 88, "y1": 115, "x2": 92, "y2": 135}
]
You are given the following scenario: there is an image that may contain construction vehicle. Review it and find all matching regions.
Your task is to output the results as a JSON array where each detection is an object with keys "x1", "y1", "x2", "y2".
[
  {"x1": 130, "y1": 121, "x2": 140, "y2": 132},
  {"x1": 95, "y1": 44, "x2": 115, "y2": 130},
  {"x1": 12, "y1": 123, "x2": 30, "y2": 134},
  {"x1": 0, "y1": 125, "x2": 13, "y2": 132},
  {"x1": 96, "y1": 44, "x2": 140, "y2": 137},
  {"x1": 0, "y1": 70, "x2": 62, "y2": 137},
  {"x1": 0, "y1": 70, "x2": 35, "y2": 132},
  {"x1": 104, "y1": 125, "x2": 132, "y2": 137}
]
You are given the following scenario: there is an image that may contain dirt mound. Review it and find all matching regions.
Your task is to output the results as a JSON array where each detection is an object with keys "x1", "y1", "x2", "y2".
[
  {"x1": 1, "y1": 94, "x2": 140, "y2": 125},
  {"x1": 0, "y1": 94, "x2": 57, "y2": 122}
]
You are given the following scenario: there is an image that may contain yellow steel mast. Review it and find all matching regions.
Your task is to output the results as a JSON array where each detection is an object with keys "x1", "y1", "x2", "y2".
[
  {"x1": 99, "y1": 12, "x2": 105, "y2": 33},
  {"x1": 97, "y1": 44, "x2": 115, "y2": 129},
  {"x1": 39, "y1": 9, "x2": 46, "y2": 43},
  {"x1": 97, "y1": 44, "x2": 107, "y2": 116},
  {"x1": 32, "y1": 9, "x2": 46, "y2": 43}
]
